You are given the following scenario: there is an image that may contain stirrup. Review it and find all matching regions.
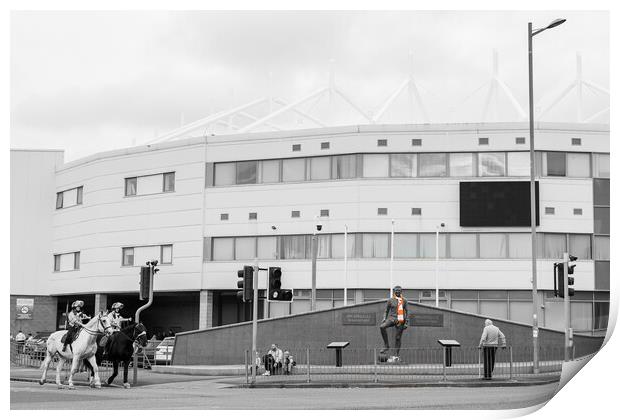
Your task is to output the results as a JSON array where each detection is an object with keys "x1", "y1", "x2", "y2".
[{"x1": 380, "y1": 348, "x2": 389, "y2": 353}]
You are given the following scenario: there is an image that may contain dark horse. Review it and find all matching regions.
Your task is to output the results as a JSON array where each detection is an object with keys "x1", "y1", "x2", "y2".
[{"x1": 83, "y1": 322, "x2": 147, "y2": 388}]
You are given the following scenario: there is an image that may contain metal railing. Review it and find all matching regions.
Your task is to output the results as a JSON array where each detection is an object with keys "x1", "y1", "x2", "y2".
[{"x1": 244, "y1": 346, "x2": 565, "y2": 384}]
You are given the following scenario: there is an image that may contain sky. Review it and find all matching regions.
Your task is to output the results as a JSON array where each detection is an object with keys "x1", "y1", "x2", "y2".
[{"x1": 10, "y1": 10, "x2": 609, "y2": 162}]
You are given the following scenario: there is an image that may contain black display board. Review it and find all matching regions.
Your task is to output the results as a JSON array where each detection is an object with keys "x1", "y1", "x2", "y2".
[{"x1": 459, "y1": 181, "x2": 539, "y2": 227}]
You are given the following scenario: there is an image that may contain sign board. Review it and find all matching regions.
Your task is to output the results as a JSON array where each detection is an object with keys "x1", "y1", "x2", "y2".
[
  {"x1": 341, "y1": 312, "x2": 377, "y2": 326},
  {"x1": 409, "y1": 313, "x2": 444, "y2": 327},
  {"x1": 15, "y1": 298, "x2": 34, "y2": 320}
]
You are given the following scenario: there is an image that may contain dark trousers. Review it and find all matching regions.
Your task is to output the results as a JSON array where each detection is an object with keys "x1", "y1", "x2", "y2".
[
  {"x1": 482, "y1": 346, "x2": 497, "y2": 378},
  {"x1": 379, "y1": 318, "x2": 406, "y2": 355},
  {"x1": 262, "y1": 354, "x2": 281, "y2": 374}
]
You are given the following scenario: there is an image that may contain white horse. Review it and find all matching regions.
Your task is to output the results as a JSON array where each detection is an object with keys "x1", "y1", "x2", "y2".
[{"x1": 39, "y1": 311, "x2": 114, "y2": 389}]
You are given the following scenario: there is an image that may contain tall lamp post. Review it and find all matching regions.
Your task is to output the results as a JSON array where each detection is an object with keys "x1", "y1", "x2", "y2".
[{"x1": 528, "y1": 18, "x2": 566, "y2": 374}]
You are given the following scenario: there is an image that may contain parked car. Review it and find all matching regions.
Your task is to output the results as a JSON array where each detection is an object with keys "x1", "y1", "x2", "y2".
[{"x1": 154, "y1": 337, "x2": 175, "y2": 364}]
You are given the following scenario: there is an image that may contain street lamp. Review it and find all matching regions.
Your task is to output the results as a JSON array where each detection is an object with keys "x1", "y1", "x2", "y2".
[
  {"x1": 435, "y1": 223, "x2": 445, "y2": 307},
  {"x1": 528, "y1": 17, "x2": 566, "y2": 374}
]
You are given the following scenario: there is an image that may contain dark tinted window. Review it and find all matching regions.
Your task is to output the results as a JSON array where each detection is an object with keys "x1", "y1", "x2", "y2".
[
  {"x1": 546, "y1": 152, "x2": 566, "y2": 176},
  {"x1": 593, "y1": 179, "x2": 610, "y2": 206}
]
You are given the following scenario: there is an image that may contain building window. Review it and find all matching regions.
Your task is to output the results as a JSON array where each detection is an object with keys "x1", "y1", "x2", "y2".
[
  {"x1": 411, "y1": 208, "x2": 422, "y2": 215},
  {"x1": 545, "y1": 207, "x2": 555, "y2": 215},
  {"x1": 573, "y1": 208, "x2": 583, "y2": 215},
  {"x1": 450, "y1": 234, "x2": 477, "y2": 258},
  {"x1": 54, "y1": 255, "x2": 61, "y2": 272},
  {"x1": 593, "y1": 179, "x2": 610, "y2": 206},
  {"x1": 257, "y1": 236, "x2": 279, "y2": 260},
  {"x1": 394, "y1": 234, "x2": 418, "y2": 258},
  {"x1": 478, "y1": 152, "x2": 506, "y2": 176},
  {"x1": 281, "y1": 235, "x2": 307, "y2": 259},
  {"x1": 310, "y1": 156, "x2": 331, "y2": 180},
  {"x1": 506, "y1": 152, "x2": 530, "y2": 176},
  {"x1": 566, "y1": 153, "x2": 590, "y2": 177},
  {"x1": 571, "y1": 138, "x2": 582, "y2": 146},
  {"x1": 541, "y1": 233, "x2": 567, "y2": 259},
  {"x1": 292, "y1": 144, "x2": 301, "y2": 152},
  {"x1": 594, "y1": 236, "x2": 610, "y2": 260},
  {"x1": 594, "y1": 207, "x2": 610, "y2": 234},
  {"x1": 478, "y1": 137, "x2": 489, "y2": 145},
  {"x1": 363, "y1": 154, "x2": 389, "y2": 178},
  {"x1": 220, "y1": 213, "x2": 229, "y2": 221},
  {"x1": 282, "y1": 158, "x2": 306, "y2": 182},
  {"x1": 449, "y1": 153, "x2": 474, "y2": 177},
  {"x1": 163, "y1": 172, "x2": 175, "y2": 192},
  {"x1": 516, "y1": 137, "x2": 526, "y2": 145},
  {"x1": 479, "y1": 233, "x2": 507, "y2": 258},
  {"x1": 390, "y1": 154, "x2": 416, "y2": 177},
  {"x1": 214, "y1": 162, "x2": 236, "y2": 186},
  {"x1": 235, "y1": 237, "x2": 256, "y2": 260},
  {"x1": 419, "y1": 153, "x2": 447, "y2": 177},
  {"x1": 56, "y1": 186, "x2": 84, "y2": 209},
  {"x1": 332, "y1": 155, "x2": 357, "y2": 179},
  {"x1": 122, "y1": 248, "x2": 134, "y2": 266},
  {"x1": 236, "y1": 161, "x2": 258, "y2": 184},
  {"x1": 260, "y1": 160, "x2": 281, "y2": 183},
  {"x1": 568, "y1": 234, "x2": 591, "y2": 260},
  {"x1": 320, "y1": 209, "x2": 330, "y2": 217},
  {"x1": 377, "y1": 139, "x2": 388, "y2": 147},
  {"x1": 362, "y1": 233, "x2": 389, "y2": 258},
  {"x1": 419, "y1": 233, "x2": 446, "y2": 258},
  {"x1": 125, "y1": 177, "x2": 137, "y2": 196},
  {"x1": 508, "y1": 233, "x2": 531, "y2": 258},
  {"x1": 160, "y1": 245, "x2": 173, "y2": 264},
  {"x1": 213, "y1": 238, "x2": 234, "y2": 261},
  {"x1": 74, "y1": 252, "x2": 80, "y2": 270},
  {"x1": 291, "y1": 210, "x2": 300, "y2": 218},
  {"x1": 593, "y1": 154, "x2": 610, "y2": 178},
  {"x1": 411, "y1": 138, "x2": 422, "y2": 146},
  {"x1": 377, "y1": 208, "x2": 388, "y2": 215},
  {"x1": 546, "y1": 152, "x2": 566, "y2": 176},
  {"x1": 249, "y1": 212, "x2": 257, "y2": 220},
  {"x1": 321, "y1": 142, "x2": 330, "y2": 149}
]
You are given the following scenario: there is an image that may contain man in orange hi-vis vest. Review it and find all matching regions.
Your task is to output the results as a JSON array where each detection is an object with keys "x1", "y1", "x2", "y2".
[{"x1": 379, "y1": 285, "x2": 408, "y2": 361}]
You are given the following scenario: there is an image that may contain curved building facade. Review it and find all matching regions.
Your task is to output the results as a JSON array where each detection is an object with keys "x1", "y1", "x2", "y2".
[{"x1": 10, "y1": 122, "x2": 610, "y2": 338}]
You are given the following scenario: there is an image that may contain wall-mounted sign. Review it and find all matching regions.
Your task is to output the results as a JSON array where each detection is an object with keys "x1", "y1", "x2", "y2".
[
  {"x1": 409, "y1": 313, "x2": 444, "y2": 327},
  {"x1": 15, "y1": 298, "x2": 34, "y2": 320},
  {"x1": 342, "y1": 312, "x2": 377, "y2": 326}
]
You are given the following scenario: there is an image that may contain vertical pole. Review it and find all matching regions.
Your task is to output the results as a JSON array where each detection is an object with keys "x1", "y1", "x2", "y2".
[
  {"x1": 245, "y1": 349, "x2": 249, "y2": 385},
  {"x1": 563, "y1": 252, "x2": 570, "y2": 362},
  {"x1": 133, "y1": 263, "x2": 155, "y2": 385},
  {"x1": 435, "y1": 227, "x2": 440, "y2": 307},
  {"x1": 251, "y1": 259, "x2": 259, "y2": 384},
  {"x1": 306, "y1": 348, "x2": 311, "y2": 383},
  {"x1": 374, "y1": 348, "x2": 378, "y2": 383},
  {"x1": 311, "y1": 233, "x2": 317, "y2": 311},
  {"x1": 344, "y1": 225, "x2": 348, "y2": 306},
  {"x1": 528, "y1": 22, "x2": 540, "y2": 374},
  {"x1": 509, "y1": 347, "x2": 513, "y2": 380},
  {"x1": 442, "y1": 347, "x2": 447, "y2": 381},
  {"x1": 389, "y1": 219, "x2": 395, "y2": 298}
]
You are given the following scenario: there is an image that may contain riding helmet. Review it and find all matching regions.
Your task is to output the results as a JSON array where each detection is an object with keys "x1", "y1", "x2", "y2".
[
  {"x1": 111, "y1": 302, "x2": 124, "y2": 310},
  {"x1": 71, "y1": 300, "x2": 84, "y2": 308}
]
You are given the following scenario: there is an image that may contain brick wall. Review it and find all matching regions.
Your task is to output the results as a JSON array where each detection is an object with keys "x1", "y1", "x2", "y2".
[
  {"x1": 172, "y1": 300, "x2": 604, "y2": 365},
  {"x1": 10, "y1": 295, "x2": 58, "y2": 336}
]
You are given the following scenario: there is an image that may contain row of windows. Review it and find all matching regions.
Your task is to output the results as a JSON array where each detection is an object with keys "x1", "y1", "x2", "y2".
[
  {"x1": 56, "y1": 186, "x2": 83, "y2": 209},
  {"x1": 206, "y1": 232, "x2": 605, "y2": 261},
  {"x1": 207, "y1": 152, "x2": 610, "y2": 187},
  {"x1": 53, "y1": 252, "x2": 80, "y2": 272},
  {"x1": 122, "y1": 245, "x2": 173, "y2": 266},
  {"x1": 125, "y1": 172, "x2": 175, "y2": 197}
]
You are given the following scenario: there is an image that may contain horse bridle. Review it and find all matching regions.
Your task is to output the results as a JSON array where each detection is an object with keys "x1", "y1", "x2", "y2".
[{"x1": 80, "y1": 314, "x2": 114, "y2": 336}]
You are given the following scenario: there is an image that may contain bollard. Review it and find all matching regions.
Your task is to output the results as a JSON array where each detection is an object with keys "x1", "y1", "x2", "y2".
[
  {"x1": 478, "y1": 347, "x2": 481, "y2": 379},
  {"x1": 509, "y1": 347, "x2": 513, "y2": 380},
  {"x1": 306, "y1": 348, "x2": 311, "y2": 383},
  {"x1": 442, "y1": 347, "x2": 447, "y2": 381},
  {"x1": 373, "y1": 348, "x2": 378, "y2": 383},
  {"x1": 244, "y1": 349, "x2": 249, "y2": 385}
]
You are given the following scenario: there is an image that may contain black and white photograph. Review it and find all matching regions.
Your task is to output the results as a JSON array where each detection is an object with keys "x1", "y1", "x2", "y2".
[{"x1": 7, "y1": 2, "x2": 615, "y2": 414}]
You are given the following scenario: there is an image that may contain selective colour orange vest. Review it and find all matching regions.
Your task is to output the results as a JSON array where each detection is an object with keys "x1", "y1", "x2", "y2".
[{"x1": 396, "y1": 297, "x2": 405, "y2": 323}]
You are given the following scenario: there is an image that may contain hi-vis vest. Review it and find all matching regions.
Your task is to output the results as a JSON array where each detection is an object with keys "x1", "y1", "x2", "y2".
[{"x1": 396, "y1": 297, "x2": 405, "y2": 323}]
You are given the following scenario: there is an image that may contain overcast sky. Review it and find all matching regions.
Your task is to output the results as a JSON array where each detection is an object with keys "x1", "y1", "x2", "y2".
[{"x1": 10, "y1": 10, "x2": 609, "y2": 162}]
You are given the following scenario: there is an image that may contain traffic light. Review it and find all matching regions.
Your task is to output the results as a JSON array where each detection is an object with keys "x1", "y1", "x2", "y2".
[
  {"x1": 268, "y1": 266, "x2": 293, "y2": 301},
  {"x1": 140, "y1": 266, "x2": 150, "y2": 300},
  {"x1": 567, "y1": 255, "x2": 577, "y2": 297},
  {"x1": 237, "y1": 265, "x2": 254, "y2": 302}
]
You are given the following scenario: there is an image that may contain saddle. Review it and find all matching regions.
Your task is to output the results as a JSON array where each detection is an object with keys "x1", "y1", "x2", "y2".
[{"x1": 61, "y1": 330, "x2": 81, "y2": 344}]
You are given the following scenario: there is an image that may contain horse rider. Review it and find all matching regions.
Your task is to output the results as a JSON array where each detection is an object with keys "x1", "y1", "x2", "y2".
[
  {"x1": 100, "y1": 302, "x2": 132, "y2": 349},
  {"x1": 63, "y1": 300, "x2": 91, "y2": 352}
]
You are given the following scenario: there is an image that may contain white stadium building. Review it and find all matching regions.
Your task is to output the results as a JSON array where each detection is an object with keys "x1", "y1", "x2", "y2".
[{"x1": 10, "y1": 121, "x2": 610, "y2": 338}]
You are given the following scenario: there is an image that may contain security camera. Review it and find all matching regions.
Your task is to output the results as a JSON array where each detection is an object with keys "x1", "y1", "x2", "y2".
[
  {"x1": 440, "y1": 223, "x2": 445, "y2": 228},
  {"x1": 271, "y1": 226, "x2": 277, "y2": 230},
  {"x1": 316, "y1": 224, "x2": 323, "y2": 231}
]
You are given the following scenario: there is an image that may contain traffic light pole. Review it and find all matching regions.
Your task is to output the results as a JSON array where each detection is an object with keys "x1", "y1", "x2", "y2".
[
  {"x1": 133, "y1": 264, "x2": 155, "y2": 385},
  {"x1": 251, "y1": 258, "x2": 259, "y2": 385},
  {"x1": 563, "y1": 252, "x2": 571, "y2": 362}
]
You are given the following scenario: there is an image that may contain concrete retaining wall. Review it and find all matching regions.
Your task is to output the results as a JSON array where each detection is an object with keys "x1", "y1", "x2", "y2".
[{"x1": 172, "y1": 300, "x2": 604, "y2": 365}]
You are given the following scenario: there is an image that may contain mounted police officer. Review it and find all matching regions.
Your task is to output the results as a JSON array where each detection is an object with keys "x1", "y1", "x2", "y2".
[
  {"x1": 100, "y1": 302, "x2": 132, "y2": 349},
  {"x1": 63, "y1": 300, "x2": 91, "y2": 352}
]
